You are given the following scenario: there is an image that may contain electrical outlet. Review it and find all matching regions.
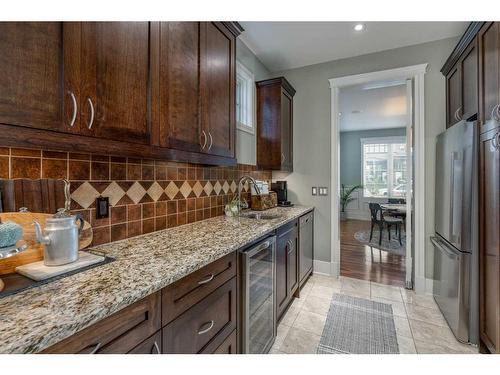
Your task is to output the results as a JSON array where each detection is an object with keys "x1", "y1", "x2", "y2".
[{"x1": 311, "y1": 187, "x2": 318, "y2": 196}]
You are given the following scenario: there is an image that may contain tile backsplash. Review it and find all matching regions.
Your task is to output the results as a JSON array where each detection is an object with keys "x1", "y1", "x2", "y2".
[{"x1": 0, "y1": 147, "x2": 271, "y2": 246}]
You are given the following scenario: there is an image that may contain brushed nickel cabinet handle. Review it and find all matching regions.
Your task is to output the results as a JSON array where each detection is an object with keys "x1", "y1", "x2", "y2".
[
  {"x1": 281, "y1": 153, "x2": 285, "y2": 164},
  {"x1": 454, "y1": 108, "x2": 460, "y2": 121},
  {"x1": 493, "y1": 132, "x2": 500, "y2": 150},
  {"x1": 88, "y1": 342, "x2": 101, "y2": 354},
  {"x1": 457, "y1": 106, "x2": 462, "y2": 120},
  {"x1": 208, "y1": 131, "x2": 213, "y2": 151},
  {"x1": 68, "y1": 91, "x2": 78, "y2": 128},
  {"x1": 490, "y1": 104, "x2": 499, "y2": 121},
  {"x1": 197, "y1": 274, "x2": 214, "y2": 285},
  {"x1": 496, "y1": 104, "x2": 500, "y2": 121},
  {"x1": 197, "y1": 320, "x2": 214, "y2": 335},
  {"x1": 87, "y1": 97, "x2": 95, "y2": 130},
  {"x1": 152, "y1": 341, "x2": 160, "y2": 354},
  {"x1": 200, "y1": 130, "x2": 207, "y2": 150}
]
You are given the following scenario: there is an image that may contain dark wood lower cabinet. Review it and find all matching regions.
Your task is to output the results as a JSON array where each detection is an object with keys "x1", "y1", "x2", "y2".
[
  {"x1": 212, "y1": 330, "x2": 237, "y2": 354},
  {"x1": 128, "y1": 331, "x2": 162, "y2": 354},
  {"x1": 276, "y1": 220, "x2": 298, "y2": 320},
  {"x1": 479, "y1": 126, "x2": 500, "y2": 354},
  {"x1": 162, "y1": 277, "x2": 237, "y2": 354}
]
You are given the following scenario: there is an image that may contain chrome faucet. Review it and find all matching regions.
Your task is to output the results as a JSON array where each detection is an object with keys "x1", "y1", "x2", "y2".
[{"x1": 237, "y1": 175, "x2": 261, "y2": 214}]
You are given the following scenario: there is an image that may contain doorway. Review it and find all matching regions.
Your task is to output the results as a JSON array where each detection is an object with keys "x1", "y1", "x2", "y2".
[{"x1": 329, "y1": 64, "x2": 427, "y2": 290}]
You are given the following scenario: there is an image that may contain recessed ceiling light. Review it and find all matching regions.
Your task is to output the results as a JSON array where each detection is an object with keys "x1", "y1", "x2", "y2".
[{"x1": 354, "y1": 23, "x2": 365, "y2": 32}]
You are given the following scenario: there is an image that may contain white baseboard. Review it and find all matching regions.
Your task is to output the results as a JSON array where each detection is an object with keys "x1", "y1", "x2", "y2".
[{"x1": 313, "y1": 260, "x2": 339, "y2": 277}]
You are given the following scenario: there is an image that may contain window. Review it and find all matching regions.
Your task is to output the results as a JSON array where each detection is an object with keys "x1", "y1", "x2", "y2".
[
  {"x1": 362, "y1": 137, "x2": 407, "y2": 198},
  {"x1": 236, "y1": 61, "x2": 255, "y2": 134}
]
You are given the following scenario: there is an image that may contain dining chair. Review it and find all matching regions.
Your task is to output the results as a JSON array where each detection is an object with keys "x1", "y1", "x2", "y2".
[{"x1": 369, "y1": 203, "x2": 403, "y2": 246}]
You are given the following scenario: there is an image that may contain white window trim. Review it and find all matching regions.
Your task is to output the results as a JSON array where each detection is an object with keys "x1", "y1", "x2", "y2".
[
  {"x1": 236, "y1": 60, "x2": 255, "y2": 135},
  {"x1": 360, "y1": 136, "x2": 407, "y2": 199}
]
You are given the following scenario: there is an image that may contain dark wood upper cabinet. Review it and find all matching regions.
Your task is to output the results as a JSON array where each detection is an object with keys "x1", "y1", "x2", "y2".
[
  {"x1": 479, "y1": 126, "x2": 500, "y2": 354},
  {"x1": 256, "y1": 77, "x2": 295, "y2": 171},
  {"x1": 200, "y1": 22, "x2": 236, "y2": 158},
  {"x1": 79, "y1": 22, "x2": 151, "y2": 144},
  {"x1": 156, "y1": 22, "x2": 202, "y2": 152},
  {"x1": 0, "y1": 22, "x2": 79, "y2": 133},
  {"x1": 446, "y1": 65, "x2": 462, "y2": 128},
  {"x1": 478, "y1": 22, "x2": 500, "y2": 134}
]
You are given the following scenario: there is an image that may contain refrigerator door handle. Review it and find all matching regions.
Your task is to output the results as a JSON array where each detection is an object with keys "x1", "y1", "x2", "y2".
[{"x1": 431, "y1": 237, "x2": 459, "y2": 259}]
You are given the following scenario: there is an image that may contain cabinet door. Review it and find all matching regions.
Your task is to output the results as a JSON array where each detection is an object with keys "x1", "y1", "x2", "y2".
[
  {"x1": 128, "y1": 331, "x2": 162, "y2": 354},
  {"x1": 478, "y1": 22, "x2": 500, "y2": 133},
  {"x1": 446, "y1": 65, "x2": 462, "y2": 128},
  {"x1": 200, "y1": 22, "x2": 235, "y2": 158},
  {"x1": 276, "y1": 221, "x2": 298, "y2": 320},
  {"x1": 0, "y1": 22, "x2": 79, "y2": 133},
  {"x1": 158, "y1": 22, "x2": 203, "y2": 153},
  {"x1": 461, "y1": 39, "x2": 478, "y2": 121},
  {"x1": 479, "y1": 127, "x2": 500, "y2": 354},
  {"x1": 80, "y1": 22, "x2": 150, "y2": 144},
  {"x1": 281, "y1": 90, "x2": 293, "y2": 171}
]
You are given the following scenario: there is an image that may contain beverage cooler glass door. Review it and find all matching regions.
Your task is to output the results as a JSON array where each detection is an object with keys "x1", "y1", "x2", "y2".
[{"x1": 242, "y1": 236, "x2": 276, "y2": 354}]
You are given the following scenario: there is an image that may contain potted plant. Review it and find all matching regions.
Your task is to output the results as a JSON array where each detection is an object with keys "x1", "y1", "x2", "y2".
[{"x1": 340, "y1": 184, "x2": 363, "y2": 221}]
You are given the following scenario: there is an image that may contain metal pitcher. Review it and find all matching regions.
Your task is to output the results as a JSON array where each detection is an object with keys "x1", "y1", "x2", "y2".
[{"x1": 34, "y1": 210, "x2": 84, "y2": 266}]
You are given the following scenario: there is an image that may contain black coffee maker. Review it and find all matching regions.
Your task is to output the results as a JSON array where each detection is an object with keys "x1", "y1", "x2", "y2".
[{"x1": 271, "y1": 181, "x2": 293, "y2": 207}]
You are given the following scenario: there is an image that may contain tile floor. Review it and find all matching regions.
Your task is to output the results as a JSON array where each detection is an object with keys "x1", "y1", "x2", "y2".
[{"x1": 269, "y1": 274, "x2": 478, "y2": 354}]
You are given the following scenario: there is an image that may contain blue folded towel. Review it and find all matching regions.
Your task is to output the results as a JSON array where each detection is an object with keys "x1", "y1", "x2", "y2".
[{"x1": 0, "y1": 221, "x2": 24, "y2": 248}]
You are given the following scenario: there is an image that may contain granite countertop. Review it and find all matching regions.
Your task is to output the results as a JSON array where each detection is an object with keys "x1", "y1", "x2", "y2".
[{"x1": 0, "y1": 205, "x2": 313, "y2": 353}]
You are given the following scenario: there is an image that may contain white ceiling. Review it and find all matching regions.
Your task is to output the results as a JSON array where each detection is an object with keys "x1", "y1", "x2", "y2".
[
  {"x1": 339, "y1": 82, "x2": 407, "y2": 132},
  {"x1": 239, "y1": 22, "x2": 468, "y2": 72}
]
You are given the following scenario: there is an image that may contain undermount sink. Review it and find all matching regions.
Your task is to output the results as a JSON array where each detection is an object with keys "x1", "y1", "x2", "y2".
[{"x1": 242, "y1": 212, "x2": 282, "y2": 220}]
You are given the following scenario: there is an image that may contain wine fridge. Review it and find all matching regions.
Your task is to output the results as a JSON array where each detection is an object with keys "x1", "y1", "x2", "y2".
[{"x1": 240, "y1": 235, "x2": 276, "y2": 354}]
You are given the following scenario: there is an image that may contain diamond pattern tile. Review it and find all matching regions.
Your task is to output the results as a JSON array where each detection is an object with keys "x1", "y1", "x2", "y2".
[
  {"x1": 230, "y1": 181, "x2": 237, "y2": 193},
  {"x1": 71, "y1": 181, "x2": 100, "y2": 209},
  {"x1": 213, "y1": 181, "x2": 222, "y2": 195},
  {"x1": 203, "y1": 181, "x2": 213, "y2": 196},
  {"x1": 147, "y1": 181, "x2": 164, "y2": 202},
  {"x1": 127, "y1": 181, "x2": 147, "y2": 204},
  {"x1": 180, "y1": 181, "x2": 192, "y2": 198},
  {"x1": 165, "y1": 181, "x2": 179, "y2": 200},
  {"x1": 222, "y1": 181, "x2": 230, "y2": 194},
  {"x1": 101, "y1": 181, "x2": 126, "y2": 206},
  {"x1": 192, "y1": 181, "x2": 204, "y2": 198}
]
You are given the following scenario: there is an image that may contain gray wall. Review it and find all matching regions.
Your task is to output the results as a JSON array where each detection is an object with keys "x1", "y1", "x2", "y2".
[
  {"x1": 235, "y1": 39, "x2": 271, "y2": 165},
  {"x1": 340, "y1": 128, "x2": 406, "y2": 186},
  {"x1": 274, "y1": 37, "x2": 458, "y2": 272}
]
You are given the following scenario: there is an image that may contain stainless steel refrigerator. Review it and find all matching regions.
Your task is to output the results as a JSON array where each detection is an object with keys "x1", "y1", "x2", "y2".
[{"x1": 432, "y1": 120, "x2": 479, "y2": 344}]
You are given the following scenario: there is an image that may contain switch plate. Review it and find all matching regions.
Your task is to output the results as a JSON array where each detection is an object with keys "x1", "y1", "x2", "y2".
[
  {"x1": 318, "y1": 187, "x2": 328, "y2": 196},
  {"x1": 312, "y1": 187, "x2": 317, "y2": 196}
]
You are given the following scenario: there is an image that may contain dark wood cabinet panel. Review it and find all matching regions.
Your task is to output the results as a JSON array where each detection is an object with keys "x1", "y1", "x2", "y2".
[
  {"x1": 162, "y1": 277, "x2": 237, "y2": 354},
  {"x1": 446, "y1": 66, "x2": 462, "y2": 128},
  {"x1": 43, "y1": 292, "x2": 161, "y2": 354},
  {"x1": 479, "y1": 126, "x2": 500, "y2": 354},
  {"x1": 162, "y1": 251, "x2": 237, "y2": 324},
  {"x1": 299, "y1": 211, "x2": 314, "y2": 287},
  {"x1": 276, "y1": 220, "x2": 298, "y2": 320},
  {"x1": 128, "y1": 331, "x2": 162, "y2": 354},
  {"x1": 79, "y1": 22, "x2": 150, "y2": 144},
  {"x1": 157, "y1": 22, "x2": 203, "y2": 152},
  {"x1": 478, "y1": 22, "x2": 500, "y2": 134},
  {"x1": 200, "y1": 22, "x2": 236, "y2": 158},
  {"x1": 211, "y1": 329, "x2": 237, "y2": 354},
  {"x1": 0, "y1": 22, "x2": 78, "y2": 133},
  {"x1": 256, "y1": 77, "x2": 296, "y2": 171},
  {"x1": 461, "y1": 39, "x2": 478, "y2": 121}
]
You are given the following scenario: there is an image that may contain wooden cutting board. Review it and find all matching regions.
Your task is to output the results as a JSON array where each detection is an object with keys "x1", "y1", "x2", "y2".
[{"x1": 0, "y1": 213, "x2": 93, "y2": 275}]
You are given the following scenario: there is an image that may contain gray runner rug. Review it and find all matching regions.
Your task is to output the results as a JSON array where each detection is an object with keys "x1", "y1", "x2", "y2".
[{"x1": 317, "y1": 293, "x2": 399, "y2": 354}]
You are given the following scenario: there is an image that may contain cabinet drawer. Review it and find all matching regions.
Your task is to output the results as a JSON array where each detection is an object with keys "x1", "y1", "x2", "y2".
[
  {"x1": 210, "y1": 330, "x2": 237, "y2": 354},
  {"x1": 128, "y1": 331, "x2": 162, "y2": 354},
  {"x1": 162, "y1": 277, "x2": 237, "y2": 354},
  {"x1": 162, "y1": 251, "x2": 236, "y2": 324},
  {"x1": 43, "y1": 292, "x2": 161, "y2": 354}
]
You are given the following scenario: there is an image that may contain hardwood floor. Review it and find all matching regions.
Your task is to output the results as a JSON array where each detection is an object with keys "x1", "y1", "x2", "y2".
[{"x1": 340, "y1": 219, "x2": 406, "y2": 287}]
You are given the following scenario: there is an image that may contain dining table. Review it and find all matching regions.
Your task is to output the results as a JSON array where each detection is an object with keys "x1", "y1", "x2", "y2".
[{"x1": 380, "y1": 203, "x2": 407, "y2": 213}]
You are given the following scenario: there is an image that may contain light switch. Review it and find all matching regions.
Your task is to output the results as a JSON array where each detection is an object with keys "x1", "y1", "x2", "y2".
[
  {"x1": 312, "y1": 187, "x2": 317, "y2": 196},
  {"x1": 318, "y1": 187, "x2": 328, "y2": 196}
]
